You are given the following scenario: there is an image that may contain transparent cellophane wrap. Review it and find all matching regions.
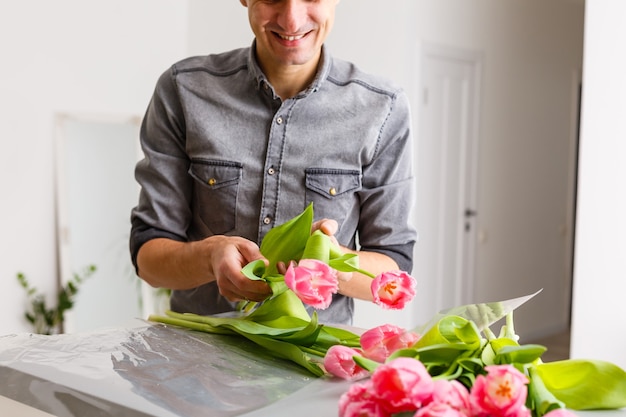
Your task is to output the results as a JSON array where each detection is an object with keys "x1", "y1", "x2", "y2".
[{"x1": 0, "y1": 319, "x2": 353, "y2": 417}]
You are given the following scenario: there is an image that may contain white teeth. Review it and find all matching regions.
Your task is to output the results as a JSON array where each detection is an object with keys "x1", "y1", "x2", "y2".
[{"x1": 279, "y1": 34, "x2": 304, "y2": 41}]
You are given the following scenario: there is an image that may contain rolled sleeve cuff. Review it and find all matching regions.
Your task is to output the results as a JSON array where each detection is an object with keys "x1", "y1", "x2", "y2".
[{"x1": 129, "y1": 218, "x2": 186, "y2": 273}]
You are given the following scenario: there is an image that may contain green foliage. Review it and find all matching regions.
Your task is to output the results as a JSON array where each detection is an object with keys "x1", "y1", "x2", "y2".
[{"x1": 16, "y1": 265, "x2": 97, "y2": 335}]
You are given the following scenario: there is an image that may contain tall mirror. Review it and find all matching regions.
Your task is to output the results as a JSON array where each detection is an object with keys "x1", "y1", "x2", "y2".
[{"x1": 54, "y1": 114, "x2": 155, "y2": 332}]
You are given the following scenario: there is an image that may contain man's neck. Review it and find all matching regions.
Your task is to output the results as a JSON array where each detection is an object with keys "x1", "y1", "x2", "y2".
[{"x1": 258, "y1": 53, "x2": 321, "y2": 100}]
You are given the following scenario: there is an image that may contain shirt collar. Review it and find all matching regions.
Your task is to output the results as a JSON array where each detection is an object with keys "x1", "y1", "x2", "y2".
[{"x1": 247, "y1": 39, "x2": 331, "y2": 97}]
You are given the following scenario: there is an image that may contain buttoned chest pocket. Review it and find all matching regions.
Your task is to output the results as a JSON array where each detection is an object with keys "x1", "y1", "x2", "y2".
[
  {"x1": 305, "y1": 168, "x2": 362, "y2": 226},
  {"x1": 189, "y1": 159, "x2": 242, "y2": 235}
]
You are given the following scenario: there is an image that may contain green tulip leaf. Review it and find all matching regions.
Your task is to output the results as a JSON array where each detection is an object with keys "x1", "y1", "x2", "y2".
[
  {"x1": 302, "y1": 230, "x2": 330, "y2": 263},
  {"x1": 315, "y1": 326, "x2": 361, "y2": 349},
  {"x1": 267, "y1": 280, "x2": 288, "y2": 298},
  {"x1": 275, "y1": 312, "x2": 322, "y2": 346},
  {"x1": 246, "y1": 290, "x2": 311, "y2": 323},
  {"x1": 457, "y1": 357, "x2": 484, "y2": 374},
  {"x1": 494, "y1": 343, "x2": 547, "y2": 365},
  {"x1": 238, "y1": 331, "x2": 325, "y2": 377},
  {"x1": 241, "y1": 259, "x2": 267, "y2": 281},
  {"x1": 528, "y1": 366, "x2": 566, "y2": 417},
  {"x1": 535, "y1": 359, "x2": 626, "y2": 410},
  {"x1": 388, "y1": 348, "x2": 421, "y2": 361},
  {"x1": 259, "y1": 203, "x2": 313, "y2": 275},
  {"x1": 155, "y1": 310, "x2": 302, "y2": 338},
  {"x1": 414, "y1": 343, "x2": 475, "y2": 364},
  {"x1": 415, "y1": 316, "x2": 481, "y2": 348},
  {"x1": 353, "y1": 355, "x2": 381, "y2": 373},
  {"x1": 328, "y1": 253, "x2": 361, "y2": 273}
]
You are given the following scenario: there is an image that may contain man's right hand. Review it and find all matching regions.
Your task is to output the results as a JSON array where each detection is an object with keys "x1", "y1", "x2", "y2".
[{"x1": 136, "y1": 236, "x2": 272, "y2": 303}]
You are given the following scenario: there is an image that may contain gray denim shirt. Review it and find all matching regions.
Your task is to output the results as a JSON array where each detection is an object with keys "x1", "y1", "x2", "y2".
[{"x1": 130, "y1": 42, "x2": 417, "y2": 325}]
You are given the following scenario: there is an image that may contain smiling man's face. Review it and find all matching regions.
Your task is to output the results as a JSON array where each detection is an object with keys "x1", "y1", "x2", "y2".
[{"x1": 240, "y1": 0, "x2": 339, "y2": 74}]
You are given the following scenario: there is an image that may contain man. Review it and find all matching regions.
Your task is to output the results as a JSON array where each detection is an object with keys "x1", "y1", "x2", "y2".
[{"x1": 130, "y1": 0, "x2": 416, "y2": 325}]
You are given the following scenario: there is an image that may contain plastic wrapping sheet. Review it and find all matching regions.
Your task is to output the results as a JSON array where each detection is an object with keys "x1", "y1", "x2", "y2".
[{"x1": 0, "y1": 319, "x2": 353, "y2": 417}]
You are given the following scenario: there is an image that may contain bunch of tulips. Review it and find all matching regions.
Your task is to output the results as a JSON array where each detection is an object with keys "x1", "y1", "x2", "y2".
[
  {"x1": 323, "y1": 317, "x2": 626, "y2": 417},
  {"x1": 150, "y1": 204, "x2": 626, "y2": 416}
]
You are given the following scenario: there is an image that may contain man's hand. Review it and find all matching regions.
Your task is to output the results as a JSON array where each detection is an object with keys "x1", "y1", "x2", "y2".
[
  {"x1": 136, "y1": 236, "x2": 272, "y2": 302},
  {"x1": 206, "y1": 236, "x2": 272, "y2": 302}
]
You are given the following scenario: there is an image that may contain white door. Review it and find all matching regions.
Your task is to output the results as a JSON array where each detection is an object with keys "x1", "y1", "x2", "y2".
[{"x1": 413, "y1": 45, "x2": 482, "y2": 322}]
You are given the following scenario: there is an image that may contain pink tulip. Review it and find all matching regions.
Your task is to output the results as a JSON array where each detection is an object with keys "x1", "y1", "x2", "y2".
[
  {"x1": 360, "y1": 324, "x2": 420, "y2": 362},
  {"x1": 324, "y1": 345, "x2": 369, "y2": 380},
  {"x1": 339, "y1": 381, "x2": 390, "y2": 417},
  {"x1": 371, "y1": 270, "x2": 416, "y2": 310},
  {"x1": 470, "y1": 365, "x2": 530, "y2": 417},
  {"x1": 430, "y1": 379, "x2": 472, "y2": 414},
  {"x1": 370, "y1": 357, "x2": 435, "y2": 414},
  {"x1": 415, "y1": 402, "x2": 469, "y2": 417},
  {"x1": 284, "y1": 259, "x2": 338, "y2": 309}
]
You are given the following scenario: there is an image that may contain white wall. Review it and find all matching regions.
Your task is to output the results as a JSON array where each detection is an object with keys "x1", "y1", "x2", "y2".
[
  {"x1": 570, "y1": 0, "x2": 626, "y2": 371},
  {"x1": 0, "y1": 0, "x2": 188, "y2": 334}
]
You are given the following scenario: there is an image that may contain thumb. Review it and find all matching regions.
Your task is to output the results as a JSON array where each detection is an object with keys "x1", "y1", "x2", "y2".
[
  {"x1": 237, "y1": 240, "x2": 268, "y2": 266},
  {"x1": 313, "y1": 218, "x2": 339, "y2": 236}
]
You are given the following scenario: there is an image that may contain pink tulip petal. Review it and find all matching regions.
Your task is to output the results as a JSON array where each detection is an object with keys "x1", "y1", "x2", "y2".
[
  {"x1": 284, "y1": 259, "x2": 338, "y2": 309},
  {"x1": 324, "y1": 345, "x2": 369, "y2": 380},
  {"x1": 371, "y1": 270, "x2": 417, "y2": 310}
]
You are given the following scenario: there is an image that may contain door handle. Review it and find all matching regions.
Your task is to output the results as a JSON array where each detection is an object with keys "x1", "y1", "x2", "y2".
[{"x1": 464, "y1": 209, "x2": 477, "y2": 218}]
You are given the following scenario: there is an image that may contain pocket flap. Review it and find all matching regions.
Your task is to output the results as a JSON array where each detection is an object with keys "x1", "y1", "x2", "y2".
[
  {"x1": 305, "y1": 168, "x2": 361, "y2": 199},
  {"x1": 189, "y1": 159, "x2": 242, "y2": 189}
]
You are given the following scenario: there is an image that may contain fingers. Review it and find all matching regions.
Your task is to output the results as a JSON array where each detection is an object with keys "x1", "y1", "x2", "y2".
[
  {"x1": 277, "y1": 261, "x2": 287, "y2": 275},
  {"x1": 210, "y1": 237, "x2": 272, "y2": 303},
  {"x1": 312, "y1": 218, "x2": 342, "y2": 247},
  {"x1": 312, "y1": 218, "x2": 338, "y2": 236}
]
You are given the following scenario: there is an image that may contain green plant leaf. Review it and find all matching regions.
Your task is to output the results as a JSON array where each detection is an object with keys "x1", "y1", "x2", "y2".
[
  {"x1": 494, "y1": 342, "x2": 546, "y2": 365},
  {"x1": 240, "y1": 332, "x2": 325, "y2": 377},
  {"x1": 302, "y1": 230, "x2": 330, "y2": 263},
  {"x1": 353, "y1": 355, "x2": 381, "y2": 373},
  {"x1": 413, "y1": 343, "x2": 475, "y2": 364},
  {"x1": 414, "y1": 315, "x2": 482, "y2": 348},
  {"x1": 528, "y1": 366, "x2": 566, "y2": 417},
  {"x1": 315, "y1": 326, "x2": 361, "y2": 349},
  {"x1": 328, "y1": 253, "x2": 361, "y2": 273},
  {"x1": 156, "y1": 310, "x2": 305, "y2": 338},
  {"x1": 275, "y1": 313, "x2": 322, "y2": 346},
  {"x1": 387, "y1": 348, "x2": 420, "y2": 361},
  {"x1": 259, "y1": 203, "x2": 313, "y2": 275},
  {"x1": 535, "y1": 359, "x2": 626, "y2": 410},
  {"x1": 241, "y1": 259, "x2": 267, "y2": 280},
  {"x1": 246, "y1": 291, "x2": 311, "y2": 323}
]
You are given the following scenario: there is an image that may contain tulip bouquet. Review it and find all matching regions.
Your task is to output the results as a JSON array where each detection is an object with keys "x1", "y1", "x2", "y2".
[
  {"x1": 324, "y1": 306, "x2": 626, "y2": 417},
  {"x1": 149, "y1": 203, "x2": 417, "y2": 376},
  {"x1": 149, "y1": 205, "x2": 626, "y2": 417}
]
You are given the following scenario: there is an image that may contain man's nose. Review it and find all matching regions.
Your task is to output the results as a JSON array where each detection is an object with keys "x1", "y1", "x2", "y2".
[{"x1": 276, "y1": 0, "x2": 307, "y2": 34}]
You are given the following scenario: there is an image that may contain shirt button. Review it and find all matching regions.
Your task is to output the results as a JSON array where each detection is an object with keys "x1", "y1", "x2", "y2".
[
  {"x1": 329, "y1": 187, "x2": 337, "y2": 196},
  {"x1": 263, "y1": 217, "x2": 271, "y2": 225},
  {"x1": 208, "y1": 178, "x2": 216, "y2": 186},
  {"x1": 276, "y1": 116, "x2": 284, "y2": 125},
  {"x1": 268, "y1": 167, "x2": 276, "y2": 175}
]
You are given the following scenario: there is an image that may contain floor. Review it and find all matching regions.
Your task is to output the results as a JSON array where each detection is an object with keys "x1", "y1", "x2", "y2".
[{"x1": 527, "y1": 328, "x2": 571, "y2": 362}]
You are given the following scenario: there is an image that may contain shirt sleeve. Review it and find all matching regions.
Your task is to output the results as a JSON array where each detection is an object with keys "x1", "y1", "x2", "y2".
[
  {"x1": 129, "y1": 66, "x2": 192, "y2": 271},
  {"x1": 357, "y1": 90, "x2": 417, "y2": 273}
]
